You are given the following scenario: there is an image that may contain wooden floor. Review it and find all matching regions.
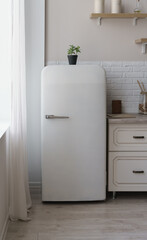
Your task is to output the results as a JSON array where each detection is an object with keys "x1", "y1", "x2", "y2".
[{"x1": 5, "y1": 192, "x2": 147, "y2": 240}]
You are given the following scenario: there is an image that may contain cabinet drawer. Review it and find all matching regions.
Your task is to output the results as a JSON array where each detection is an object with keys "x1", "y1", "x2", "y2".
[
  {"x1": 109, "y1": 124, "x2": 147, "y2": 151},
  {"x1": 108, "y1": 152, "x2": 147, "y2": 191}
]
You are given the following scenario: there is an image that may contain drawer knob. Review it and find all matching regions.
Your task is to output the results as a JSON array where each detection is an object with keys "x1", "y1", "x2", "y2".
[
  {"x1": 133, "y1": 136, "x2": 145, "y2": 139},
  {"x1": 133, "y1": 170, "x2": 144, "y2": 174}
]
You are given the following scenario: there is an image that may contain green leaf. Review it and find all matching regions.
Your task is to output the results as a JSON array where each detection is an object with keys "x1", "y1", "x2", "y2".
[{"x1": 67, "y1": 45, "x2": 81, "y2": 55}]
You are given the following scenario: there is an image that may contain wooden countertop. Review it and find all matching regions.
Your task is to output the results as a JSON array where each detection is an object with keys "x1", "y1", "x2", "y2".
[{"x1": 107, "y1": 113, "x2": 147, "y2": 124}]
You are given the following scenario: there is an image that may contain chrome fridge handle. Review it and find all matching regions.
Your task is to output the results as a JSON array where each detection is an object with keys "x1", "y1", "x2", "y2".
[{"x1": 45, "y1": 115, "x2": 69, "y2": 119}]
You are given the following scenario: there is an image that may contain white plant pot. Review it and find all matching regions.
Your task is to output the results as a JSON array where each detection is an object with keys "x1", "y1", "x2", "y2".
[
  {"x1": 111, "y1": 0, "x2": 121, "y2": 13},
  {"x1": 94, "y1": 0, "x2": 105, "y2": 13}
]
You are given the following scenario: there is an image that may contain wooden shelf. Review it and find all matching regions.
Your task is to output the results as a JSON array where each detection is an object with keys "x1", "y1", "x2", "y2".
[
  {"x1": 90, "y1": 13, "x2": 147, "y2": 19},
  {"x1": 90, "y1": 13, "x2": 147, "y2": 25},
  {"x1": 135, "y1": 38, "x2": 147, "y2": 54},
  {"x1": 135, "y1": 38, "x2": 147, "y2": 44}
]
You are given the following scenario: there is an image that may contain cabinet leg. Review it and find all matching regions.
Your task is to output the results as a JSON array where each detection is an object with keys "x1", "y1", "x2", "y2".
[{"x1": 113, "y1": 191, "x2": 116, "y2": 200}]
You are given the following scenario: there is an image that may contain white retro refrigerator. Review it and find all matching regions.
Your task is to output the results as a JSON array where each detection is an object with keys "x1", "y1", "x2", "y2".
[{"x1": 41, "y1": 65, "x2": 106, "y2": 201}]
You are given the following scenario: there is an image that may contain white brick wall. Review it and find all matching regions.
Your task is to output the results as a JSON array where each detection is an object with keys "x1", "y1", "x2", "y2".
[
  {"x1": 46, "y1": 61, "x2": 147, "y2": 114},
  {"x1": 102, "y1": 61, "x2": 147, "y2": 113}
]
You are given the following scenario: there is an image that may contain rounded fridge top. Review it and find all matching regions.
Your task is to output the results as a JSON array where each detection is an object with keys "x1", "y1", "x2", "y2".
[{"x1": 41, "y1": 65, "x2": 106, "y2": 85}]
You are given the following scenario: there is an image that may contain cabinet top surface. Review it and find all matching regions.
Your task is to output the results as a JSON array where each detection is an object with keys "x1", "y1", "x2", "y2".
[{"x1": 108, "y1": 114, "x2": 147, "y2": 124}]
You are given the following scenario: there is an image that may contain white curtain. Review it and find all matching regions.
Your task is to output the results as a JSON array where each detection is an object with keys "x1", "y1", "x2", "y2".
[{"x1": 9, "y1": 0, "x2": 32, "y2": 220}]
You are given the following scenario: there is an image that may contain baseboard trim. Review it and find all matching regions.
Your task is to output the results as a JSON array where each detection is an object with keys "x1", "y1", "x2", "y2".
[
  {"x1": 0, "y1": 212, "x2": 9, "y2": 240},
  {"x1": 29, "y1": 182, "x2": 41, "y2": 195}
]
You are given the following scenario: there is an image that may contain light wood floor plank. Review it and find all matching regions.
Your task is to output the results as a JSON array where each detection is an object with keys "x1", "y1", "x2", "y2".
[{"x1": 5, "y1": 193, "x2": 147, "y2": 240}]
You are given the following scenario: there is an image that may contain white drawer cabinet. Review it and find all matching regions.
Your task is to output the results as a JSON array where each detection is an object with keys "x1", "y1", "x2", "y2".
[
  {"x1": 108, "y1": 120, "x2": 147, "y2": 197},
  {"x1": 109, "y1": 124, "x2": 147, "y2": 151},
  {"x1": 109, "y1": 152, "x2": 147, "y2": 191}
]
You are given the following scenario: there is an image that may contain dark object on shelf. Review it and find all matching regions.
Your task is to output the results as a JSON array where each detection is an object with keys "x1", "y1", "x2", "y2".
[{"x1": 112, "y1": 100, "x2": 122, "y2": 114}]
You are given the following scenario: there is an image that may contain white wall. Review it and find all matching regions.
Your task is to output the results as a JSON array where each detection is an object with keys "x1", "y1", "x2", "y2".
[
  {"x1": 25, "y1": 0, "x2": 45, "y2": 184},
  {"x1": 0, "y1": 132, "x2": 9, "y2": 240},
  {"x1": 25, "y1": 0, "x2": 147, "y2": 184},
  {"x1": 0, "y1": 1, "x2": 10, "y2": 121},
  {"x1": 46, "y1": 0, "x2": 147, "y2": 62}
]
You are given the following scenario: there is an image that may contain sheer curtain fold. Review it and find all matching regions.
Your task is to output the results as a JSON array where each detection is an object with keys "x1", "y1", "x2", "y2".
[{"x1": 9, "y1": 0, "x2": 32, "y2": 221}]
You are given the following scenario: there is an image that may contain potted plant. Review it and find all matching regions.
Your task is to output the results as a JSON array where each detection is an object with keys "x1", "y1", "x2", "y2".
[{"x1": 67, "y1": 45, "x2": 81, "y2": 65}]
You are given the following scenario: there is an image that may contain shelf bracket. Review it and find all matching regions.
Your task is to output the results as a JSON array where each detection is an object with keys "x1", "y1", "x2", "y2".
[
  {"x1": 135, "y1": 39, "x2": 147, "y2": 54},
  {"x1": 97, "y1": 17, "x2": 102, "y2": 26},
  {"x1": 142, "y1": 43, "x2": 147, "y2": 54},
  {"x1": 133, "y1": 17, "x2": 138, "y2": 26}
]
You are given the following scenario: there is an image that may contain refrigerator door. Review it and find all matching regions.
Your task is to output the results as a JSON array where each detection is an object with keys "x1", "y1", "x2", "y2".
[{"x1": 41, "y1": 65, "x2": 106, "y2": 201}]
